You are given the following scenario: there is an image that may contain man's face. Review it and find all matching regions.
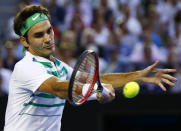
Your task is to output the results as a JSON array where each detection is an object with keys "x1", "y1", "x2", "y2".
[{"x1": 26, "y1": 20, "x2": 55, "y2": 58}]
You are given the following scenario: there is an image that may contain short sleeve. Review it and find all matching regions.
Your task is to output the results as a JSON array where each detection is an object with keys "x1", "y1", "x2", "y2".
[{"x1": 14, "y1": 61, "x2": 53, "y2": 93}]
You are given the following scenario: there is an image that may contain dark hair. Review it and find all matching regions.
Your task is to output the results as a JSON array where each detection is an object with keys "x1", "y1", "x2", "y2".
[{"x1": 14, "y1": 5, "x2": 50, "y2": 36}]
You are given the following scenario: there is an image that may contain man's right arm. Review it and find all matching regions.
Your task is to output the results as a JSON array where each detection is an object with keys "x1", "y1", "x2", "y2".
[
  {"x1": 38, "y1": 76, "x2": 115, "y2": 103},
  {"x1": 38, "y1": 76, "x2": 69, "y2": 99}
]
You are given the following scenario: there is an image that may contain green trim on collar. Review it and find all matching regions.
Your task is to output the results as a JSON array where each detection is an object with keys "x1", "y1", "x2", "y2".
[{"x1": 32, "y1": 57, "x2": 53, "y2": 68}]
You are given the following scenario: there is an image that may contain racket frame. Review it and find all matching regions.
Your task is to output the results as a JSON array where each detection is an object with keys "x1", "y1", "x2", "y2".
[{"x1": 68, "y1": 50, "x2": 99, "y2": 106}]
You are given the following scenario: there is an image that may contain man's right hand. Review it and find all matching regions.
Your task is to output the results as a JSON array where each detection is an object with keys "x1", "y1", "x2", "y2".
[{"x1": 96, "y1": 84, "x2": 115, "y2": 104}]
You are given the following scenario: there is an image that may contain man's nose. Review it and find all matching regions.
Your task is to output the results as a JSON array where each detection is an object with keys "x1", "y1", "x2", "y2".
[{"x1": 43, "y1": 33, "x2": 51, "y2": 43}]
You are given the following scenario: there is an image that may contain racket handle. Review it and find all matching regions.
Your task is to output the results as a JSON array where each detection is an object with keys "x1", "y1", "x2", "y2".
[
  {"x1": 87, "y1": 84, "x2": 110, "y2": 100},
  {"x1": 82, "y1": 84, "x2": 110, "y2": 101},
  {"x1": 100, "y1": 86, "x2": 110, "y2": 96},
  {"x1": 86, "y1": 84, "x2": 110, "y2": 100}
]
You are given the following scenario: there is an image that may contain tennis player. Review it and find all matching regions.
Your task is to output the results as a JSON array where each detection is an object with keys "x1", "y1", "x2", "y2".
[{"x1": 4, "y1": 5, "x2": 177, "y2": 131}]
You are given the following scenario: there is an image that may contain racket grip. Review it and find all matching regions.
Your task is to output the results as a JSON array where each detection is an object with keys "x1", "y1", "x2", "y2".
[
  {"x1": 88, "y1": 87, "x2": 110, "y2": 100},
  {"x1": 100, "y1": 86, "x2": 110, "y2": 96},
  {"x1": 82, "y1": 84, "x2": 110, "y2": 101},
  {"x1": 87, "y1": 87, "x2": 110, "y2": 100}
]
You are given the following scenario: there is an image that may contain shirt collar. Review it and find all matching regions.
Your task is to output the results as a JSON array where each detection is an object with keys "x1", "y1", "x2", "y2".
[{"x1": 25, "y1": 51, "x2": 54, "y2": 63}]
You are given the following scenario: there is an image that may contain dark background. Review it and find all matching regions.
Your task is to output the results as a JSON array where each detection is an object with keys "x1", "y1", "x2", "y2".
[
  {"x1": 1, "y1": 92, "x2": 181, "y2": 131},
  {"x1": 61, "y1": 93, "x2": 181, "y2": 131}
]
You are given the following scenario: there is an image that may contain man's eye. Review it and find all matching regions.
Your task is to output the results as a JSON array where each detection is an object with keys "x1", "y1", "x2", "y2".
[
  {"x1": 34, "y1": 33, "x2": 43, "y2": 38},
  {"x1": 47, "y1": 28, "x2": 52, "y2": 34}
]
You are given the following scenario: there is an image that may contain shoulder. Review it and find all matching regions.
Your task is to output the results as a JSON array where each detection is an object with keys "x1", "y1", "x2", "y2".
[
  {"x1": 13, "y1": 56, "x2": 47, "y2": 79},
  {"x1": 15, "y1": 56, "x2": 44, "y2": 70}
]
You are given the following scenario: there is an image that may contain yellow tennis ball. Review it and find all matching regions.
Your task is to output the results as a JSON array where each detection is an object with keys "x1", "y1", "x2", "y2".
[{"x1": 123, "y1": 81, "x2": 140, "y2": 98}]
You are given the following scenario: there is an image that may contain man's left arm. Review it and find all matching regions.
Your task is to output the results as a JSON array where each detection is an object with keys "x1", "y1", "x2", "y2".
[
  {"x1": 100, "y1": 61, "x2": 177, "y2": 91},
  {"x1": 97, "y1": 61, "x2": 177, "y2": 103}
]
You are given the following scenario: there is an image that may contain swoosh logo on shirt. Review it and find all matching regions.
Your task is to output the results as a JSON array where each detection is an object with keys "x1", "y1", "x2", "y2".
[{"x1": 32, "y1": 14, "x2": 40, "y2": 21}]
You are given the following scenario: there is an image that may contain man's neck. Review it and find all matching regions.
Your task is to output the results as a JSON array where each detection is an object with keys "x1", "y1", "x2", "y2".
[{"x1": 27, "y1": 51, "x2": 53, "y2": 61}]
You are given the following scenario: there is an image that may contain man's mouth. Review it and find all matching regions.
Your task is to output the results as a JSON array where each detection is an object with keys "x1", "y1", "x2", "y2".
[{"x1": 44, "y1": 44, "x2": 54, "y2": 49}]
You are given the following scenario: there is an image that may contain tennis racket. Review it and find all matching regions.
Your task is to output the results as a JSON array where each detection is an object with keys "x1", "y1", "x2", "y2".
[{"x1": 68, "y1": 50, "x2": 109, "y2": 106}]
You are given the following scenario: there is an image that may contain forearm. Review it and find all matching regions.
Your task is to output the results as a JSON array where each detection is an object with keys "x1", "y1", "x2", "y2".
[
  {"x1": 39, "y1": 76, "x2": 69, "y2": 99},
  {"x1": 52, "y1": 79, "x2": 69, "y2": 99},
  {"x1": 100, "y1": 71, "x2": 142, "y2": 89}
]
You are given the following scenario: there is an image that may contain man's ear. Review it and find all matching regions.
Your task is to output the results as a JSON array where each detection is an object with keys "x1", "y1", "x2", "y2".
[{"x1": 20, "y1": 36, "x2": 29, "y2": 48}]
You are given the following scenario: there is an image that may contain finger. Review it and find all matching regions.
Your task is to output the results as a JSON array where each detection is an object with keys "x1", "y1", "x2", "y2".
[
  {"x1": 153, "y1": 69, "x2": 177, "y2": 73},
  {"x1": 161, "y1": 78, "x2": 175, "y2": 87},
  {"x1": 96, "y1": 92, "x2": 102, "y2": 101},
  {"x1": 96, "y1": 92, "x2": 112, "y2": 104},
  {"x1": 110, "y1": 91, "x2": 115, "y2": 97},
  {"x1": 158, "y1": 82, "x2": 167, "y2": 91},
  {"x1": 102, "y1": 84, "x2": 115, "y2": 96},
  {"x1": 103, "y1": 84, "x2": 114, "y2": 92},
  {"x1": 148, "y1": 61, "x2": 159, "y2": 70},
  {"x1": 162, "y1": 74, "x2": 177, "y2": 81},
  {"x1": 96, "y1": 92, "x2": 108, "y2": 103},
  {"x1": 108, "y1": 85, "x2": 115, "y2": 95}
]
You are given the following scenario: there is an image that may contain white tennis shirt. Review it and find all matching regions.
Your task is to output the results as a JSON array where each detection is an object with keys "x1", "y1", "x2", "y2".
[{"x1": 4, "y1": 51, "x2": 73, "y2": 131}]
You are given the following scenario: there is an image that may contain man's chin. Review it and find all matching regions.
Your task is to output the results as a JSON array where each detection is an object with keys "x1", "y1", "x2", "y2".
[
  {"x1": 46, "y1": 46, "x2": 55, "y2": 53},
  {"x1": 43, "y1": 49, "x2": 55, "y2": 58}
]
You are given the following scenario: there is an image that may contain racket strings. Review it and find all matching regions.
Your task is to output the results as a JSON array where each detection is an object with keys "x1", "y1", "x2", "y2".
[{"x1": 72, "y1": 54, "x2": 96, "y2": 104}]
